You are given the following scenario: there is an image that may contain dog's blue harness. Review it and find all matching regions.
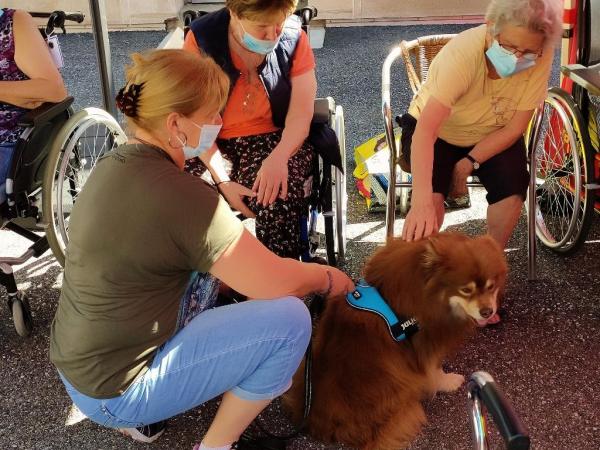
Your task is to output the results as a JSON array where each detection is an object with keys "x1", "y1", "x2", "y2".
[{"x1": 346, "y1": 279, "x2": 419, "y2": 342}]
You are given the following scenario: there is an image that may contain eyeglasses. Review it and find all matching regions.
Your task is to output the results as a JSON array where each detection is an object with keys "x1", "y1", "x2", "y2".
[{"x1": 497, "y1": 39, "x2": 542, "y2": 61}]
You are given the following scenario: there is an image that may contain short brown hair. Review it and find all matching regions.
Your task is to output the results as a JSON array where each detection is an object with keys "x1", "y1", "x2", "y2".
[
  {"x1": 121, "y1": 49, "x2": 229, "y2": 131},
  {"x1": 226, "y1": 0, "x2": 298, "y2": 21}
]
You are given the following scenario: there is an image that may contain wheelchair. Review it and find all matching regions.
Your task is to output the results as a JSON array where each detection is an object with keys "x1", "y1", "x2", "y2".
[
  {"x1": 524, "y1": 0, "x2": 600, "y2": 254},
  {"x1": 1, "y1": 11, "x2": 127, "y2": 336},
  {"x1": 302, "y1": 97, "x2": 347, "y2": 266},
  {"x1": 162, "y1": 4, "x2": 347, "y2": 266}
]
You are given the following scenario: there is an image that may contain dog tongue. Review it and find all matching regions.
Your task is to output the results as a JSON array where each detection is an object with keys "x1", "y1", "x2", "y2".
[{"x1": 476, "y1": 318, "x2": 489, "y2": 327}]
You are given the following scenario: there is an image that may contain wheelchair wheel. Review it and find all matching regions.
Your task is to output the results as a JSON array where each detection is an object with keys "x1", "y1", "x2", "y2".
[
  {"x1": 42, "y1": 108, "x2": 127, "y2": 266},
  {"x1": 325, "y1": 105, "x2": 347, "y2": 265},
  {"x1": 525, "y1": 87, "x2": 596, "y2": 254}
]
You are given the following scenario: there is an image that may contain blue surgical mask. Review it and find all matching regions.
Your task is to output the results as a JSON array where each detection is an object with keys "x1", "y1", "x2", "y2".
[
  {"x1": 486, "y1": 39, "x2": 536, "y2": 78},
  {"x1": 239, "y1": 22, "x2": 281, "y2": 55},
  {"x1": 178, "y1": 120, "x2": 222, "y2": 160}
]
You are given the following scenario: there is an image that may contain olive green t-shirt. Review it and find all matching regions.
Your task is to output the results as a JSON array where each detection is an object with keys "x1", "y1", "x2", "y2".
[{"x1": 49, "y1": 143, "x2": 243, "y2": 399}]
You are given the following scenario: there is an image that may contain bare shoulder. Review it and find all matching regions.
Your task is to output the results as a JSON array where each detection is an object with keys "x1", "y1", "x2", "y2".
[
  {"x1": 11, "y1": 9, "x2": 40, "y2": 42},
  {"x1": 12, "y1": 9, "x2": 36, "y2": 29}
]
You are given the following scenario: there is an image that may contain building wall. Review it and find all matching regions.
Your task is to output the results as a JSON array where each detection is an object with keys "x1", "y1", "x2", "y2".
[
  {"x1": 8, "y1": 0, "x2": 487, "y2": 30},
  {"x1": 312, "y1": 0, "x2": 486, "y2": 23}
]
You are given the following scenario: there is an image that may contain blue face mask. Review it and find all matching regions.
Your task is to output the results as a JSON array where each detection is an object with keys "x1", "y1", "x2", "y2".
[
  {"x1": 239, "y1": 22, "x2": 281, "y2": 55},
  {"x1": 0, "y1": 9, "x2": 4, "y2": 19},
  {"x1": 178, "y1": 121, "x2": 222, "y2": 160},
  {"x1": 486, "y1": 39, "x2": 536, "y2": 78}
]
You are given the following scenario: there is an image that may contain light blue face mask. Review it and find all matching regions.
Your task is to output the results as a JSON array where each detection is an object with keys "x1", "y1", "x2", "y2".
[
  {"x1": 178, "y1": 121, "x2": 222, "y2": 160},
  {"x1": 486, "y1": 39, "x2": 536, "y2": 78},
  {"x1": 239, "y1": 22, "x2": 281, "y2": 55},
  {"x1": 0, "y1": 9, "x2": 4, "y2": 19}
]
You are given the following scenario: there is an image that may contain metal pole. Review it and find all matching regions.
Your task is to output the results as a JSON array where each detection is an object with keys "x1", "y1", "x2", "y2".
[{"x1": 88, "y1": 0, "x2": 117, "y2": 118}]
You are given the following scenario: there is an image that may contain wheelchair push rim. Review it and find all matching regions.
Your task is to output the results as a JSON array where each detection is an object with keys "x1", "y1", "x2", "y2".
[
  {"x1": 42, "y1": 107, "x2": 127, "y2": 266},
  {"x1": 323, "y1": 102, "x2": 347, "y2": 266},
  {"x1": 333, "y1": 104, "x2": 347, "y2": 262}
]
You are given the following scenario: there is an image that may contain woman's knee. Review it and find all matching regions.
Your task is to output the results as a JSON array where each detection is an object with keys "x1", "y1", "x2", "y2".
[{"x1": 268, "y1": 297, "x2": 312, "y2": 347}]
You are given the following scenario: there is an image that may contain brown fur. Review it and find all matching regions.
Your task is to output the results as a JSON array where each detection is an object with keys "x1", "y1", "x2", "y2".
[{"x1": 284, "y1": 232, "x2": 507, "y2": 450}]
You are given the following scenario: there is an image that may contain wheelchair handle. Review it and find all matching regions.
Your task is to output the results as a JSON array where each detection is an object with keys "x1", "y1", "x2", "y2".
[
  {"x1": 296, "y1": 6, "x2": 318, "y2": 26},
  {"x1": 30, "y1": 10, "x2": 85, "y2": 35},
  {"x1": 468, "y1": 372, "x2": 530, "y2": 450}
]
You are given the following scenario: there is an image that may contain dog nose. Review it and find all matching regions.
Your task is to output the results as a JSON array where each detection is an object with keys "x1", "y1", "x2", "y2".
[{"x1": 479, "y1": 307, "x2": 493, "y2": 318}]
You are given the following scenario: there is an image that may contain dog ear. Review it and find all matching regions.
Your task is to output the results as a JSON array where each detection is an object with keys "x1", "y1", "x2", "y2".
[
  {"x1": 422, "y1": 236, "x2": 444, "y2": 271},
  {"x1": 421, "y1": 233, "x2": 468, "y2": 274}
]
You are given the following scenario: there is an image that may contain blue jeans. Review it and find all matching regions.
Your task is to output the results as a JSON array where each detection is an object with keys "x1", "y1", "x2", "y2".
[
  {"x1": 58, "y1": 273, "x2": 312, "y2": 428},
  {"x1": 0, "y1": 142, "x2": 16, "y2": 205}
]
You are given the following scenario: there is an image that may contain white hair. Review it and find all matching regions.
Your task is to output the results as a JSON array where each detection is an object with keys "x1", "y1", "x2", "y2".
[{"x1": 485, "y1": 0, "x2": 563, "y2": 47}]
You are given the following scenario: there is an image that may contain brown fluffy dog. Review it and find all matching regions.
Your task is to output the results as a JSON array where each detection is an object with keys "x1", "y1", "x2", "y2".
[{"x1": 284, "y1": 232, "x2": 507, "y2": 450}]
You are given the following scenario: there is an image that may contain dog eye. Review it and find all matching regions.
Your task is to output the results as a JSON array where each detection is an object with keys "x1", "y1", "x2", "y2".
[
  {"x1": 459, "y1": 287, "x2": 474, "y2": 296},
  {"x1": 486, "y1": 281, "x2": 496, "y2": 290}
]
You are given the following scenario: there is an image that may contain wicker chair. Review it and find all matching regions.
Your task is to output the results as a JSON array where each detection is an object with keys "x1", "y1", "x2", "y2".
[
  {"x1": 382, "y1": 33, "x2": 478, "y2": 221},
  {"x1": 399, "y1": 34, "x2": 456, "y2": 95}
]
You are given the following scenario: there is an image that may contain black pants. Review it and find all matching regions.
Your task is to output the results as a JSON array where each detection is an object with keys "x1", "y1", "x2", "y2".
[{"x1": 399, "y1": 113, "x2": 529, "y2": 204}]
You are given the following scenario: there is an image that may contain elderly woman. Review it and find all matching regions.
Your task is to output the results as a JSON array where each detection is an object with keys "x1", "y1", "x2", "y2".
[
  {"x1": 49, "y1": 49, "x2": 354, "y2": 450},
  {"x1": 0, "y1": 8, "x2": 67, "y2": 203},
  {"x1": 183, "y1": 0, "x2": 318, "y2": 261},
  {"x1": 400, "y1": 0, "x2": 562, "y2": 254}
]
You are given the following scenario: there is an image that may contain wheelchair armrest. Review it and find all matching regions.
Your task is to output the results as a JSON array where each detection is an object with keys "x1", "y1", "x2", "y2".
[
  {"x1": 313, "y1": 97, "x2": 334, "y2": 124},
  {"x1": 562, "y1": 63, "x2": 600, "y2": 96},
  {"x1": 17, "y1": 96, "x2": 74, "y2": 127}
]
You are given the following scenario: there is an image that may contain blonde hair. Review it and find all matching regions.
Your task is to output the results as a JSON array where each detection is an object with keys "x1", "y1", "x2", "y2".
[
  {"x1": 226, "y1": 0, "x2": 298, "y2": 21},
  {"x1": 486, "y1": 0, "x2": 563, "y2": 47},
  {"x1": 119, "y1": 49, "x2": 229, "y2": 131}
]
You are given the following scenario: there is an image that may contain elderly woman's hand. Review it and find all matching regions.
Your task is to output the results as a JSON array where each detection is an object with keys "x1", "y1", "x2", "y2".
[
  {"x1": 218, "y1": 181, "x2": 256, "y2": 218},
  {"x1": 402, "y1": 194, "x2": 439, "y2": 242},
  {"x1": 252, "y1": 150, "x2": 289, "y2": 207}
]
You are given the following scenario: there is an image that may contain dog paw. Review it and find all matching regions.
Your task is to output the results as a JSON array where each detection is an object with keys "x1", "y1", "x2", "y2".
[{"x1": 437, "y1": 373, "x2": 465, "y2": 392}]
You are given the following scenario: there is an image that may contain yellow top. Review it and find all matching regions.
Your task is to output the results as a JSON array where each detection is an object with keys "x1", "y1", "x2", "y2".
[{"x1": 408, "y1": 24, "x2": 553, "y2": 147}]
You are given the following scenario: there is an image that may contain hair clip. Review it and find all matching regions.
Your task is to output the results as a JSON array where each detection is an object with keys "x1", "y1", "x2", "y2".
[{"x1": 115, "y1": 82, "x2": 145, "y2": 117}]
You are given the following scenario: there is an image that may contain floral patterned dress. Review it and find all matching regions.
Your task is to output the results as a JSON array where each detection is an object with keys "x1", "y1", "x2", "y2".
[{"x1": 0, "y1": 8, "x2": 29, "y2": 145}]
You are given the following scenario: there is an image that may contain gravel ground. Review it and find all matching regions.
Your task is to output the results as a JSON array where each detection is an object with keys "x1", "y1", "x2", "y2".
[{"x1": 1, "y1": 25, "x2": 600, "y2": 450}]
